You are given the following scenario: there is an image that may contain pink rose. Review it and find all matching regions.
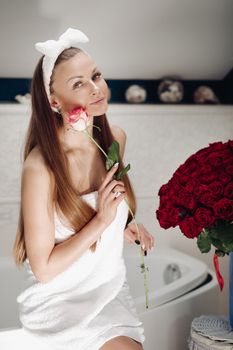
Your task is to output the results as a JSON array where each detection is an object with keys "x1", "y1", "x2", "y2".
[{"x1": 66, "y1": 107, "x2": 90, "y2": 131}]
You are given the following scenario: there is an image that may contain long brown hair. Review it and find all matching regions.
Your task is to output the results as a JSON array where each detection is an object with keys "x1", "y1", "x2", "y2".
[{"x1": 13, "y1": 47, "x2": 137, "y2": 266}]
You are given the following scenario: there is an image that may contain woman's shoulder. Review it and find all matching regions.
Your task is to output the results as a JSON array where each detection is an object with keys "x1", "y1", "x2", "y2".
[
  {"x1": 22, "y1": 146, "x2": 55, "y2": 189},
  {"x1": 110, "y1": 124, "x2": 126, "y2": 140},
  {"x1": 24, "y1": 146, "x2": 47, "y2": 171}
]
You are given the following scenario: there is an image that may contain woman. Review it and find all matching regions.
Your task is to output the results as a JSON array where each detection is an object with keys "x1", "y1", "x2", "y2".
[{"x1": 13, "y1": 28, "x2": 155, "y2": 350}]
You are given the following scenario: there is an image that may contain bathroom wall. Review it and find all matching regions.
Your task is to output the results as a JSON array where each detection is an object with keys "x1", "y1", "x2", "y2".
[
  {"x1": 0, "y1": 103, "x2": 232, "y2": 315},
  {"x1": 0, "y1": 0, "x2": 232, "y2": 79}
]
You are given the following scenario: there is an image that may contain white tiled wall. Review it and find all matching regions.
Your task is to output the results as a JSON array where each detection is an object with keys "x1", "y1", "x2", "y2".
[{"x1": 0, "y1": 103, "x2": 232, "y2": 313}]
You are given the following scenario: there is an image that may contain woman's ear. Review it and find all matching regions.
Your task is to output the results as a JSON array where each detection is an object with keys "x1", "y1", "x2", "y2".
[
  {"x1": 50, "y1": 96, "x2": 60, "y2": 108},
  {"x1": 50, "y1": 95, "x2": 61, "y2": 113}
]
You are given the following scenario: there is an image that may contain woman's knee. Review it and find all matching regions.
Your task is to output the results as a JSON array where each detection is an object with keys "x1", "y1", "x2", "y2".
[{"x1": 99, "y1": 335, "x2": 143, "y2": 350}]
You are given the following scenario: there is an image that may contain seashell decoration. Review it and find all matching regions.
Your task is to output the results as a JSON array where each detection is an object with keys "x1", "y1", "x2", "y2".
[
  {"x1": 157, "y1": 79, "x2": 184, "y2": 103},
  {"x1": 193, "y1": 85, "x2": 220, "y2": 104},
  {"x1": 125, "y1": 84, "x2": 147, "y2": 103},
  {"x1": 15, "y1": 93, "x2": 31, "y2": 104}
]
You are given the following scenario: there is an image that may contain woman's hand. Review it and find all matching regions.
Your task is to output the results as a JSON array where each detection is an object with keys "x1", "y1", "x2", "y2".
[
  {"x1": 96, "y1": 162, "x2": 127, "y2": 227},
  {"x1": 124, "y1": 222, "x2": 155, "y2": 254}
]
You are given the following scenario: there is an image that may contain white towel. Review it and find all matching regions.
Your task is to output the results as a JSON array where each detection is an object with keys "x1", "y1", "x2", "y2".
[{"x1": 15, "y1": 192, "x2": 145, "y2": 349}]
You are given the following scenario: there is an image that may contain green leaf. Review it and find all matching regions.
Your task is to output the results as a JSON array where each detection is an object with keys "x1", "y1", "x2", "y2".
[
  {"x1": 209, "y1": 223, "x2": 233, "y2": 237},
  {"x1": 211, "y1": 237, "x2": 226, "y2": 252},
  {"x1": 106, "y1": 158, "x2": 115, "y2": 171},
  {"x1": 223, "y1": 242, "x2": 233, "y2": 252},
  {"x1": 108, "y1": 141, "x2": 119, "y2": 161},
  {"x1": 106, "y1": 141, "x2": 120, "y2": 171},
  {"x1": 197, "y1": 230, "x2": 211, "y2": 253},
  {"x1": 208, "y1": 223, "x2": 233, "y2": 254},
  {"x1": 115, "y1": 164, "x2": 131, "y2": 180}
]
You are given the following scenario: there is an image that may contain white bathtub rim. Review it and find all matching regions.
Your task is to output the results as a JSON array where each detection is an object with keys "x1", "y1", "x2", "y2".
[
  {"x1": 134, "y1": 265, "x2": 208, "y2": 310},
  {"x1": 124, "y1": 246, "x2": 209, "y2": 307},
  {"x1": 139, "y1": 267, "x2": 218, "y2": 315}
]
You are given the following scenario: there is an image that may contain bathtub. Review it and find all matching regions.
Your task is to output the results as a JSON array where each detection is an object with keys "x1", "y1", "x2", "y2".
[
  {"x1": 123, "y1": 246, "x2": 219, "y2": 350},
  {"x1": 0, "y1": 247, "x2": 219, "y2": 350}
]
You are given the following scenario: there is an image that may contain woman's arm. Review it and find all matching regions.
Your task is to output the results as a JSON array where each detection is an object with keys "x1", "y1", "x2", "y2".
[
  {"x1": 111, "y1": 126, "x2": 155, "y2": 252},
  {"x1": 124, "y1": 222, "x2": 155, "y2": 252},
  {"x1": 22, "y1": 159, "x2": 107, "y2": 284}
]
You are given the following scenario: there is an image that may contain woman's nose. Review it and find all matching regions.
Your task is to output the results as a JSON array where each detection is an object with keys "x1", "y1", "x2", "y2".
[{"x1": 90, "y1": 81, "x2": 100, "y2": 94}]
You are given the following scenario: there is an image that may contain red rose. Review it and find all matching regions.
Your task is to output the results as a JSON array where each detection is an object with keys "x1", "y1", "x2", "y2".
[
  {"x1": 175, "y1": 163, "x2": 186, "y2": 175},
  {"x1": 194, "y1": 207, "x2": 215, "y2": 227},
  {"x1": 195, "y1": 146, "x2": 212, "y2": 160},
  {"x1": 209, "y1": 141, "x2": 226, "y2": 151},
  {"x1": 218, "y1": 172, "x2": 232, "y2": 185},
  {"x1": 224, "y1": 182, "x2": 233, "y2": 199},
  {"x1": 175, "y1": 190, "x2": 196, "y2": 210},
  {"x1": 225, "y1": 163, "x2": 233, "y2": 176},
  {"x1": 208, "y1": 150, "x2": 230, "y2": 167},
  {"x1": 193, "y1": 184, "x2": 208, "y2": 198},
  {"x1": 179, "y1": 217, "x2": 203, "y2": 238},
  {"x1": 227, "y1": 140, "x2": 233, "y2": 150},
  {"x1": 225, "y1": 164, "x2": 233, "y2": 176},
  {"x1": 182, "y1": 157, "x2": 199, "y2": 174},
  {"x1": 199, "y1": 172, "x2": 217, "y2": 185},
  {"x1": 213, "y1": 198, "x2": 233, "y2": 221},
  {"x1": 174, "y1": 173, "x2": 191, "y2": 187},
  {"x1": 208, "y1": 181, "x2": 224, "y2": 198},
  {"x1": 200, "y1": 164, "x2": 213, "y2": 174},
  {"x1": 156, "y1": 208, "x2": 180, "y2": 229},
  {"x1": 156, "y1": 140, "x2": 233, "y2": 246},
  {"x1": 158, "y1": 183, "x2": 171, "y2": 196},
  {"x1": 185, "y1": 179, "x2": 200, "y2": 193},
  {"x1": 159, "y1": 196, "x2": 174, "y2": 209},
  {"x1": 169, "y1": 178, "x2": 183, "y2": 196},
  {"x1": 199, "y1": 190, "x2": 219, "y2": 207}
]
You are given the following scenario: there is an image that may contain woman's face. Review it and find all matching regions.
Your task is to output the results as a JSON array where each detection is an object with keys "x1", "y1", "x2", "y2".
[{"x1": 50, "y1": 51, "x2": 109, "y2": 117}]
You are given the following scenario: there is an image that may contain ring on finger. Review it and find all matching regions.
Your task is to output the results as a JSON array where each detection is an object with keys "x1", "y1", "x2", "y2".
[{"x1": 113, "y1": 191, "x2": 121, "y2": 198}]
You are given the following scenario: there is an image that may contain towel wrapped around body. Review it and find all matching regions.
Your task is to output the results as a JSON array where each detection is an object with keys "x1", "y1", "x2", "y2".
[{"x1": 16, "y1": 191, "x2": 145, "y2": 349}]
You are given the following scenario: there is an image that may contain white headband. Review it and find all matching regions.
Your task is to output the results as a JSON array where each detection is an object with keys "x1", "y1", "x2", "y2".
[{"x1": 35, "y1": 28, "x2": 89, "y2": 112}]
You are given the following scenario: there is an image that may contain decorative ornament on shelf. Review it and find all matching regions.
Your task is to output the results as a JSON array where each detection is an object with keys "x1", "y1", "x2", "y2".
[
  {"x1": 156, "y1": 140, "x2": 233, "y2": 328},
  {"x1": 193, "y1": 85, "x2": 220, "y2": 104},
  {"x1": 157, "y1": 78, "x2": 184, "y2": 103},
  {"x1": 15, "y1": 93, "x2": 31, "y2": 105},
  {"x1": 125, "y1": 84, "x2": 147, "y2": 103}
]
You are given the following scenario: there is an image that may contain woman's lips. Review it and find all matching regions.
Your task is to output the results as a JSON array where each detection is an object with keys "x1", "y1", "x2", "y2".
[{"x1": 90, "y1": 98, "x2": 105, "y2": 105}]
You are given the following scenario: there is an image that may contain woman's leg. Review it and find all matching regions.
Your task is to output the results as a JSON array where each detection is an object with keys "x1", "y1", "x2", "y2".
[{"x1": 99, "y1": 335, "x2": 144, "y2": 350}]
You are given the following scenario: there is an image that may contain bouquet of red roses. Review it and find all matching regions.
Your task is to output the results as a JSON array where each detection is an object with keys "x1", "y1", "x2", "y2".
[{"x1": 156, "y1": 140, "x2": 233, "y2": 290}]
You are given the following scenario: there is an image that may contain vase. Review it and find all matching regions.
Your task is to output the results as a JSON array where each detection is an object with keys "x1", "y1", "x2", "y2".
[{"x1": 229, "y1": 251, "x2": 233, "y2": 330}]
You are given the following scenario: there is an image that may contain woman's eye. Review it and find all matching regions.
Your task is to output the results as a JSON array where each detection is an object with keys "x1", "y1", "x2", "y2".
[
  {"x1": 93, "y1": 72, "x2": 102, "y2": 80},
  {"x1": 72, "y1": 73, "x2": 102, "y2": 89},
  {"x1": 73, "y1": 81, "x2": 82, "y2": 89}
]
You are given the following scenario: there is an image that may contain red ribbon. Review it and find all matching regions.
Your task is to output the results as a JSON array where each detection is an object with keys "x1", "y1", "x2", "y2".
[{"x1": 213, "y1": 254, "x2": 224, "y2": 291}]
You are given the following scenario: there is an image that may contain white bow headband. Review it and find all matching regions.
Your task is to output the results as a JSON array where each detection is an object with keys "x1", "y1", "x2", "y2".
[{"x1": 35, "y1": 28, "x2": 89, "y2": 111}]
